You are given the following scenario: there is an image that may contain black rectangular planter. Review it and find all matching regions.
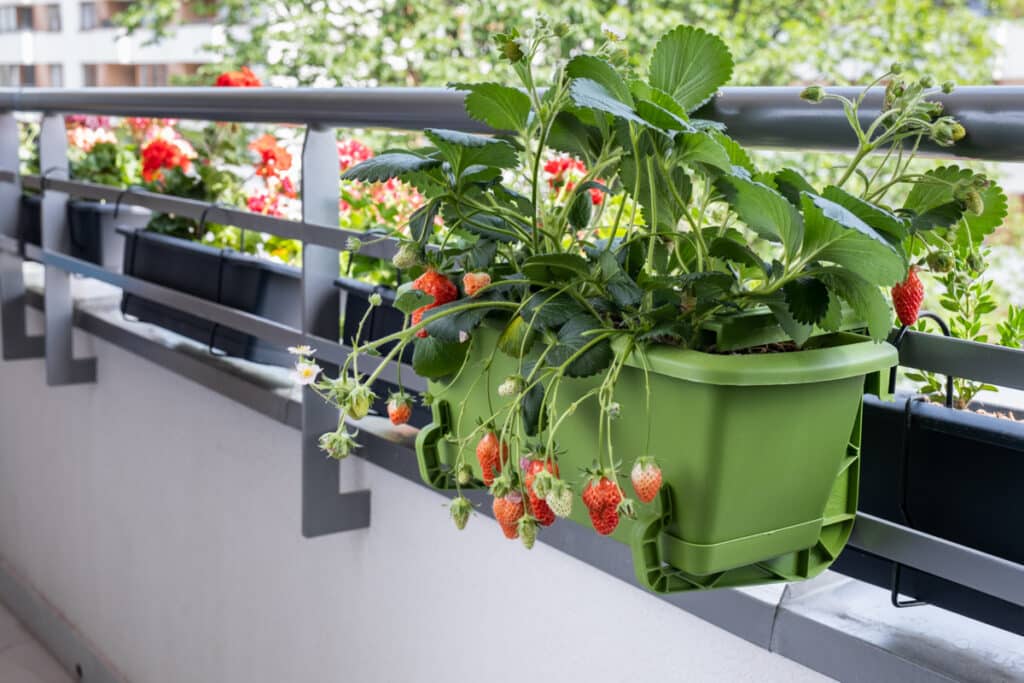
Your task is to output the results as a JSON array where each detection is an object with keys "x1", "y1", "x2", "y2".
[
  {"x1": 833, "y1": 395, "x2": 1024, "y2": 635},
  {"x1": 121, "y1": 232, "x2": 430, "y2": 425},
  {"x1": 19, "y1": 194, "x2": 149, "y2": 270},
  {"x1": 120, "y1": 229, "x2": 302, "y2": 367}
]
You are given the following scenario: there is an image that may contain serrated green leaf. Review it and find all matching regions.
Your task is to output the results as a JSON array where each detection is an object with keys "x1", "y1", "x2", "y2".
[
  {"x1": 520, "y1": 379, "x2": 548, "y2": 436},
  {"x1": 818, "y1": 291, "x2": 844, "y2": 332},
  {"x1": 716, "y1": 174, "x2": 803, "y2": 256},
  {"x1": 783, "y1": 277, "x2": 830, "y2": 325},
  {"x1": 497, "y1": 315, "x2": 535, "y2": 357},
  {"x1": 772, "y1": 168, "x2": 816, "y2": 207},
  {"x1": 819, "y1": 266, "x2": 892, "y2": 341},
  {"x1": 903, "y1": 166, "x2": 1007, "y2": 246},
  {"x1": 708, "y1": 236, "x2": 764, "y2": 271},
  {"x1": 522, "y1": 253, "x2": 592, "y2": 283},
  {"x1": 710, "y1": 131, "x2": 756, "y2": 174},
  {"x1": 598, "y1": 251, "x2": 643, "y2": 308},
  {"x1": 408, "y1": 199, "x2": 439, "y2": 246},
  {"x1": 393, "y1": 283, "x2": 434, "y2": 315},
  {"x1": 422, "y1": 300, "x2": 492, "y2": 343},
  {"x1": 822, "y1": 185, "x2": 906, "y2": 244},
  {"x1": 451, "y1": 82, "x2": 531, "y2": 131},
  {"x1": 648, "y1": 25, "x2": 734, "y2": 112},
  {"x1": 546, "y1": 313, "x2": 614, "y2": 378},
  {"x1": 908, "y1": 201, "x2": 963, "y2": 232},
  {"x1": 568, "y1": 78, "x2": 661, "y2": 131},
  {"x1": 767, "y1": 299, "x2": 813, "y2": 347},
  {"x1": 547, "y1": 112, "x2": 602, "y2": 162},
  {"x1": 801, "y1": 193, "x2": 905, "y2": 286},
  {"x1": 412, "y1": 336, "x2": 469, "y2": 379},
  {"x1": 466, "y1": 238, "x2": 498, "y2": 270},
  {"x1": 424, "y1": 128, "x2": 517, "y2": 174},
  {"x1": 522, "y1": 291, "x2": 584, "y2": 331},
  {"x1": 566, "y1": 55, "x2": 633, "y2": 105},
  {"x1": 677, "y1": 132, "x2": 732, "y2": 172},
  {"x1": 341, "y1": 153, "x2": 441, "y2": 183}
]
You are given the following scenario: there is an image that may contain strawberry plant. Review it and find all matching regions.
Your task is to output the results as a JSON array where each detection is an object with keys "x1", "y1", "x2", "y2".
[{"x1": 302, "y1": 21, "x2": 1004, "y2": 559}]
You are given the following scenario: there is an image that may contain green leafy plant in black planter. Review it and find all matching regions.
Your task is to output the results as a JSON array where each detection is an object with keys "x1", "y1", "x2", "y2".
[{"x1": 302, "y1": 21, "x2": 1001, "y2": 592}]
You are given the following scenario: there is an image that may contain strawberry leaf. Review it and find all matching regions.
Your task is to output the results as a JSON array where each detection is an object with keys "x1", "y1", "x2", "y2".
[
  {"x1": 783, "y1": 277, "x2": 830, "y2": 325},
  {"x1": 648, "y1": 25, "x2": 734, "y2": 112},
  {"x1": 412, "y1": 336, "x2": 469, "y2": 379},
  {"x1": 341, "y1": 153, "x2": 441, "y2": 183},
  {"x1": 451, "y1": 82, "x2": 531, "y2": 131},
  {"x1": 546, "y1": 313, "x2": 614, "y2": 378}
]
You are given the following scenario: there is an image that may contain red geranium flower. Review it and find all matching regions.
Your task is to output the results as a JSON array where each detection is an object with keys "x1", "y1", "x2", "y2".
[
  {"x1": 141, "y1": 137, "x2": 192, "y2": 183},
  {"x1": 338, "y1": 139, "x2": 373, "y2": 172},
  {"x1": 215, "y1": 66, "x2": 262, "y2": 87},
  {"x1": 249, "y1": 134, "x2": 292, "y2": 178},
  {"x1": 543, "y1": 155, "x2": 603, "y2": 204},
  {"x1": 247, "y1": 193, "x2": 282, "y2": 216}
]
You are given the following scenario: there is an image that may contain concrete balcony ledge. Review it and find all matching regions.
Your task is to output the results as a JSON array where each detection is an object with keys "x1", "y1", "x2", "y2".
[{"x1": 0, "y1": 264, "x2": 1021, "y2": 683}]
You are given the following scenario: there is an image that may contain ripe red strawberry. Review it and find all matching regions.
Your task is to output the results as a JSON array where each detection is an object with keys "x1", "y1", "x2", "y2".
[
  {"x1": 476, "y1": 430, "x2": 508, "y2": 487},
  {"x1": 493, "y1": 492, "x2": 524, "y2": 540},
  {"x1": 462, "y1": 271, "x2": 491, "y2": 297},
  {"x1": 891, "y1": 266, "x2": 924, "y2": 326},
  {"x1": 582, "y1": 470, "x2": 624, "y2": 536},
  {"x1": 387, "y1": 395, "x2": 412, "y2": 426},
  {"x1": 631, "y1": 457, "x2": 663, "y2": 504},
  {"x1": 411, "y1": 269, "x2": 458, "y2": 338},
  {"x1": 524, "y1": 459, "x2": 559, "y2": 527}
]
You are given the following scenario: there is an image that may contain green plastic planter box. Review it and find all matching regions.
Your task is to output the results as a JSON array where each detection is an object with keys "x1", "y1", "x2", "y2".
[{"x1": 415, "y1": 325, "x2": 896, "y2": 593}]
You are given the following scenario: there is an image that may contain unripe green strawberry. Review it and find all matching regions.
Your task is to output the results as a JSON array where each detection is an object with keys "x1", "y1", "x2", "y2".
[
  {"x1": 926, "y1": 250, "x2": 954, "y2": 273},
  {"x1": 456, "y1": 463, "x2": 473, "y2": 486},
  {"x1": 450, "y1": 496, "x2": 472, "y2": 530},
  {"x1": 964, "y1": 189, "x2": 984, "y2": 216},
  {"x1": 346, "y1": 385, "x2": 374, "y2": 420},
  {"x1": 392, "y1": 243, "x2": 420, "y2": 270},
  {"x1": 967, "y1": 251, "x2": 986, "y2": 273},
  {"x1": 518, "y1": 516, "x2": 538, "y2": 550},
  {"x1": 546, "y1": 480, "x2": 573, "y2": 518}
]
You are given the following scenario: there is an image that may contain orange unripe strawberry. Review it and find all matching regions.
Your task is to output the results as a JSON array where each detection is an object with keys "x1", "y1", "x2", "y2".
[
  {"x1": 891, "y1": 266, "x2": 924, "y2": 326},
  {"x1": 462, "y1": 271, "x2": 491, "y2": 297},
  {"x1": 387, "y1": 397, "x2": 412, "y2": 425},
  {"x1": 475, "y1": 430, "x2": 509, "y2": 487},
  {"x1": 631, "y1": 457, "x2": 663, "y2": 504}
]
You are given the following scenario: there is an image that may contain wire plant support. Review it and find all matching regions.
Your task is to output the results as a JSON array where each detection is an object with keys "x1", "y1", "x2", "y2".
[{"x1": 0, "y1": 86, "x2": 1023, "y2": 618}]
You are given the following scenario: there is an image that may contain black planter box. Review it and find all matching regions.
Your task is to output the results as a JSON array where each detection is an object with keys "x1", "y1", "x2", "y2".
[
  {"x1": 19, "y1": 194, "x2": 149, "y2": 269},
  {"x1": 833, "y1": 395, "x2": 1024, "y2": 635},
  {"x1": 121, "y1": 229, "x2": 302, "y2": 367}
]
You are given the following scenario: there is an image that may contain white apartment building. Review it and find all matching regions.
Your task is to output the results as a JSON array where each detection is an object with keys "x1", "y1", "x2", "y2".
[{"x1": 0, "y1": 0, "x2": 219, "y2": 87}]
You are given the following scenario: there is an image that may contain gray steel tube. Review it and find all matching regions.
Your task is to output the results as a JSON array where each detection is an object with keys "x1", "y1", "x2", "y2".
[{"x1": 3, "y1": 85, "x2": 1024, "y2": 159}]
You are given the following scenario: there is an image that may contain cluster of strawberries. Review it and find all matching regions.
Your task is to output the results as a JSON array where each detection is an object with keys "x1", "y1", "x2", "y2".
[{"x1": 392, "y1": 266, "x2": 665, "y2": 548}]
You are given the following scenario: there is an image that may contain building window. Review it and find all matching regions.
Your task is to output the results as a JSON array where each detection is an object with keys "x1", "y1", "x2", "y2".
[
  {"x1": 16, "y1": 6, "x2": 32, "y2": 30},
  {"x1": 79, "y1": 2, "x2": 97, "y2": 30},
  {"x1": 48, "y1": 64, "x2": 63, "y2": 87},
  {"x1": 82, "y1": 64, "x2": 97, "y2": 87},
  {"x1": 45, "y1": 4, "x2": 61, "y2": 31},
  {"x1": 0, "y1": 7, "x2": 15, "y2": 33},
  {"x1": 138, "y1": 64, "x2": 168, "y2": 86},
  {"x1": 20, "y1": 65, "x2": 37, "y2": 87},
  {"x1": 0, "y1": 65, "x2": 18, "y2": 86}
]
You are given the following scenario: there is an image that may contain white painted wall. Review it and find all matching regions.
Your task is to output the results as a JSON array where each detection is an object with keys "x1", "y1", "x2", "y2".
[{"x1": 0, "y1": 311, "x2": 831, "y2": 683}]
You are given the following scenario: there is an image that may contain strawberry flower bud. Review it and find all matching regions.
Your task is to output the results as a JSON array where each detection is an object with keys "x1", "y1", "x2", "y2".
[
  {"x1": 941, "y1": 80, "x2": 956, "y2": 94},
  {"x1": 800, "y1": 85, "x2": 825, "y2": 103}
]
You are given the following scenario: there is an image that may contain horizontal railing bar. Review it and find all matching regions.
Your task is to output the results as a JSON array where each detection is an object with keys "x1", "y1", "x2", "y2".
[
  {"x1": 850, "y1": 513, "x2": 1024, "y2": 608},
  {"x1": 12, "y1": 175, "x2": 401, "y2": 260},
  {"x1": 0, "y1": 234, "x2": 424, "y2": 391},
  {"x1": 4, "y1": 85, "x2": 1024, "y2": 159},
  {"x1": 897, "y1": 330, "x2": 1024, "y2": 391}
]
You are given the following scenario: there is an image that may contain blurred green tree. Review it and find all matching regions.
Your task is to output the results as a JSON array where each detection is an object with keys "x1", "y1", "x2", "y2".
[{"x1": 119, "y1": 1, "x2": 1007, "y2": 87}]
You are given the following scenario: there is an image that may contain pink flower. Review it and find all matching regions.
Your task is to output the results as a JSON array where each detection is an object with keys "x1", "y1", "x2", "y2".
[
  {"x1": 338, "y1": 139, "x2": 373, "y2": 172},
  {"x1": 67, "y1": 126, "x2": 117, "y2": 152}
]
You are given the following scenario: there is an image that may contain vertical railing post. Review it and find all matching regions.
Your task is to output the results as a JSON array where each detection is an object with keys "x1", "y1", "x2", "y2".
[
  {"x1": 38, "y1": 112, "x2": 96, "y2": 385},
  {"x1": 0, "y1": 111, "x2": 44, "y2": 359},
  {"x1": 300, "y1": 125, "x2": 371, "y2": 536}
]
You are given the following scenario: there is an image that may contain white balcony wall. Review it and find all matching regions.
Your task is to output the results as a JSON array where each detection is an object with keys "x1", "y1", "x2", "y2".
[{"x1": 0, "y1": 309, "x2": 830, "y2": 683}]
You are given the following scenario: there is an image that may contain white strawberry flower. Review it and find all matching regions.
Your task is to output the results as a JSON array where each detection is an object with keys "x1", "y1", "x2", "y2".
[
  {"x1": 293, "y1": 361, "x2": 322, "y2": 385},
  {"x1": 601, "y1": 23, "x2": 625, "y2": 41},
  {"x1": 288, "y1": 345, "x2": 316, "y2": 357}
]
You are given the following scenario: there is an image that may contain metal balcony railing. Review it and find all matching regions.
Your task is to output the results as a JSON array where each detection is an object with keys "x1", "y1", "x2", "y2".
[{"x1": 1, "y1": 85, "x2": 1023, "y2": 632}]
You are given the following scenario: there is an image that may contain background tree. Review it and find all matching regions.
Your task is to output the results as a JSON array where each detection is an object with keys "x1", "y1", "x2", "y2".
[{"x1": 121, "y1": 1, "x2": 1005, "y2": 87}]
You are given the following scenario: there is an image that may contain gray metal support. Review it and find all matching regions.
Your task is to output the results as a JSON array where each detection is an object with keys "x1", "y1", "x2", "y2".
[
  {"x1": 38, "y1": 113, "x2": 95, "y2": 385},
  {"x1": 300, "y1": 124, "x2": 370, "y2": 537},
  {"x1": 0, "y1": 111, "x2": 44, "y2": 359}
]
